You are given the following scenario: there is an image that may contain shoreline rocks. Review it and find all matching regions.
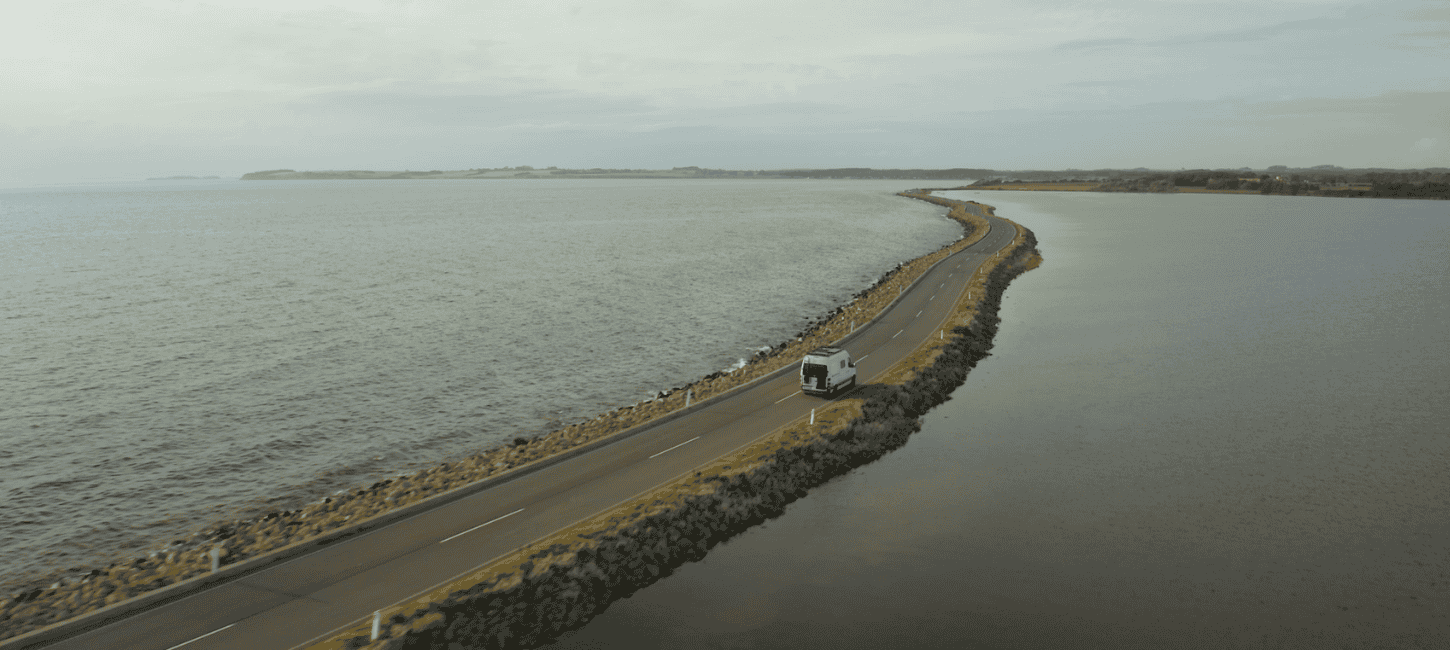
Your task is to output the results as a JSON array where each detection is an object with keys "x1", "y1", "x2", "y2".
[
  {"x1": 322, "y1": 196, "x2": 1040, "y2": 650},
  {"x1": 0, "y1": 193, "x2": 1012, "y2": 645}
]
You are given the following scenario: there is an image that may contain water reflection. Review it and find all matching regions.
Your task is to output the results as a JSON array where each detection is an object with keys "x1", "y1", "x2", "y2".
[{"x1": 548, "y1": 192, "x2": 1450, "y2": 649}]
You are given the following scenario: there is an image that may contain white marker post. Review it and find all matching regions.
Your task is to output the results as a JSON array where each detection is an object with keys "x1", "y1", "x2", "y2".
[
  {"x1": 209, "y1": 547, "x2": 220, "y2": 574},
  {"x1": 685, "y1": 390, "x2": 692, "y2": 408},
  {"x1": 810, "y1": 409, "x2": 815, "y2": 425},
  {"x1": 371, "y1": 611, "x2": 382, "y2": 641}
]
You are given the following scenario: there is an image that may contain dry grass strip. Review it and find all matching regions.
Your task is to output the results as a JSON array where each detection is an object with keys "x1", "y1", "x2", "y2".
[
  {"x1": 307, "y1": 194, "x2": 1039, "y2": 650},
  {"x1": 0, "y1": 192, "x2": 996, "y2": 644}
]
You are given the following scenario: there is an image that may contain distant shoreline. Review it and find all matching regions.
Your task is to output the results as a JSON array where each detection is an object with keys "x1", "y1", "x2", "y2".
[
  {"x1": 237, "y1": 167, "x2": 1449, "y2": 199},
  {"x1": 939, "y1": 176, "x2": 1448, "y2": 200},
  {"x1": 951, "y1": 181, "x2": 1275, "y2": 196},
  {"x1": 239, "y1": 168, "x2": 784, "y2": 180}
]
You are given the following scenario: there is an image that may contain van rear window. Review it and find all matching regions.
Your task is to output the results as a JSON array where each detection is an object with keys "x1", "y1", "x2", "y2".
[{"x1": 802, "y1": 363, "x2": 828, "y2": 380}]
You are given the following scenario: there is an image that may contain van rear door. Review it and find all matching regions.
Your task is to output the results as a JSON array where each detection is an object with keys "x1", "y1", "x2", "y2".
[{"x1": 802, "y1": 362, "x2": 828, "y2": 390}]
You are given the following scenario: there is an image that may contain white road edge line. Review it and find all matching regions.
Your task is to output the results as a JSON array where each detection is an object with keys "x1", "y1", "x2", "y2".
[
  {"x1": 649, "y1": 436, "x2": 700, "y2": 459},
  {"x1": 892, "y1": 330, "x2": 902, "y2": 338},
  {"x1": 296, "y1": 214, "x2": 1003, "y2": 650},
  {"x1": 330, "y1": 397, "x2": 827, "y2": 650},
  {"x1": 440, "y1": 508, "x2": 526, "y2": 544},
  {"x1": 775, "y1": 390, "x2": 801, "y2": 404},
  {"x1": 166, "y1": 624, "x2": 236, "y2": 650}
]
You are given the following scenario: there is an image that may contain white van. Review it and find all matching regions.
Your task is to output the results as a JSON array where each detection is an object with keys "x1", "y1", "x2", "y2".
[{"x1": 800, "y1": 346, "x2": 858, "y2": 397}]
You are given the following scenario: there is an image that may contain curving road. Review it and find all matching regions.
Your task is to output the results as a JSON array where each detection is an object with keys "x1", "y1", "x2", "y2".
[{"x1": 25, "y1": 211, "x2": 1018, "y2": 650}]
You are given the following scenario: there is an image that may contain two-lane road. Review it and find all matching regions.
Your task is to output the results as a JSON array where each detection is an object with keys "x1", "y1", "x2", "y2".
[{"x1": 32, "y1": 213, "x2": 1018, "y2": 650}]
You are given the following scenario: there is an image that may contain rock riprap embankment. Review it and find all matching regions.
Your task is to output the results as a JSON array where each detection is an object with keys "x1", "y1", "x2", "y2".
[
  {"x1": 0, "y1": 194, "x2": 1006, "y2": 645},
  {"x1": 317, "y1": 197, "x2": 1040, "y2": 649}
]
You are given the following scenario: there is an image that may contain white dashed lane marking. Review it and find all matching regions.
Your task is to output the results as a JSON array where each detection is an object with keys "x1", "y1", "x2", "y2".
[
  {"x1": 440, "y1": 508, "x2": 525, "y2": 544},
  {"x1": 649, "y1": 436, "x2": 700, "y2": 459},
  {"x1": 166, "y1": 624, "x2": 236, "y2": 650}
]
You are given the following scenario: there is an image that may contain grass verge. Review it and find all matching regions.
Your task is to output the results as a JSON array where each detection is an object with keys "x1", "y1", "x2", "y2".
[
  {"x1": 0, "y1": 193, "x2": 1003, "y2": 646},
  {"x1": 311, "y1": 194, "x2": 1041, "y2": 650}
]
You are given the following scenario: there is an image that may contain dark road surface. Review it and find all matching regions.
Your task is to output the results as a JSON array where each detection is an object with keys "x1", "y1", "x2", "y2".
[{"x1": 26, "y1": 214, "x2": 1018, "y2": 650}]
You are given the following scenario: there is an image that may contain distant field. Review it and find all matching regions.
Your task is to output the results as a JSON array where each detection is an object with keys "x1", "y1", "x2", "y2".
[
  {"x1": 975, "y1": 182, "x2": 1258, "y2": 194},
  {"x1": 973, "y1": 182, "x2": 1097, "y2": 192},
  {"x1": 1175, "y1": 187, "x2": 1259, "y2": 194},
  {"x1": 974, "y1": 183, "x2": 1382, "y2": 196}
]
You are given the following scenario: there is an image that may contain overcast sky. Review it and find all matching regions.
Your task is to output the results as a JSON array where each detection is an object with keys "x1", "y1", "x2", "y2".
[{"x1": 2, "y1": 0, "x2": 1446, "y2": 182}]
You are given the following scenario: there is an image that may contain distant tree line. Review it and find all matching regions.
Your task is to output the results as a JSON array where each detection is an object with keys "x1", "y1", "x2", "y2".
[
  {"x1": 1091, "y1": 169, "x2": 1449, "y2": 199},
  {"x1": 1323, "y1": 172, "x2": 1450, "y2": 199},
  {"x1": 1093, "y1": 178, "x2": 1177, "y2": 193}
]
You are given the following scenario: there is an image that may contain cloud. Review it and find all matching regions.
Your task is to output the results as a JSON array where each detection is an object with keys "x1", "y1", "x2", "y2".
[
  {"x1": 1251, "y1": 90, "x2": 1450, "y2": 122},
  {"x1": 1197, "y1": 16, "x2": 1348, "y2": 43},
  {"x1": 1062, "y1": 80, "x2": 1139, "y2": 88},
  {"x1": 1391, "y1": 28, "x2": 1450, "y2": 52},
  {"x1": 2, "y1": 0, "x2": 1447, "y2": 182},
  {"x1": 291, "y1": 87, "x2": 660, "y2": 127},
  {"x1": 1391, "y1": 3, "x2": 1450, "y2": 53},
  {"x1": 1053, "y1": 38, "x2": 1138, "y2": 52}
]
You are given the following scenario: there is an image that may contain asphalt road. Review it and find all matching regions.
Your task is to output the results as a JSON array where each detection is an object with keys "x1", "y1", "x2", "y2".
[{"x1": 35, "y1": 214, "x2": 1018, "y2": 650}]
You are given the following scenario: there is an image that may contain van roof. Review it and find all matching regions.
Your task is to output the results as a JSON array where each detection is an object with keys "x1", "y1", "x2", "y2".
[{"x1": 806, "y1": 346, "x2": 845, "y2": 357}]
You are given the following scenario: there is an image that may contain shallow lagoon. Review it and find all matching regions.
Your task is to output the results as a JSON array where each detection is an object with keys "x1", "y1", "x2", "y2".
[{"x1": 549, "y1": 191, "x2": 1450, "y2": 648}]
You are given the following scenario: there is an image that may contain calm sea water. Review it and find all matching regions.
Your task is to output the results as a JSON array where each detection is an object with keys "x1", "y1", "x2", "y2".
[
  {"x1": 548, "y1": 191, "x2": 1450, "y2": 648},
  {"x1": 0, "y1": 178, "x2": 963, "y2": 583}
]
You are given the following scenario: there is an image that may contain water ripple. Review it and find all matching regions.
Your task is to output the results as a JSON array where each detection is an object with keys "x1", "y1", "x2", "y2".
[{"x1": 0, "y1": 178, "x2": 960, "y2": 584}]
